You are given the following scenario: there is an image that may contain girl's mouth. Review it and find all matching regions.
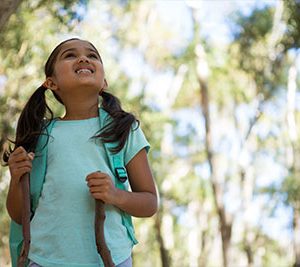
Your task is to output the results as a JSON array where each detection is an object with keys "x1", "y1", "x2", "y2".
[{"x1": 75, "y1": 68, "x2": 94, "y2": 74}]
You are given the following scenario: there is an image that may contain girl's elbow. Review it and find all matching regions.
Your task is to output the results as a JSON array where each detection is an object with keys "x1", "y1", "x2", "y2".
[
  {"x1": 149, "y1": 206, "x2": 158, "y2": 217},
  {"x1": 6, "y1": 201, "x2": 22, "y2": 224},
  {"x1": 147, "y1": 195, "x2": 158, "y2": 217},
  {"x1": 6, "y1": 208, "x2": 22, "y2": 225}
]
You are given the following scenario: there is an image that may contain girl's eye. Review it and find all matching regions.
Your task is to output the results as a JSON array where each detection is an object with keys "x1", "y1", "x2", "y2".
[
  {"x1": 65, "y1": 53, "x2": 76, "y2": 58},
  {"x1": 88, "y1": 53, "x2": 98, "y2": 59}
]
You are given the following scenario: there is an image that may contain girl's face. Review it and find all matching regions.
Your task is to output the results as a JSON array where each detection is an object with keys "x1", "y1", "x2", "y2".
[{"x1": 46, "y1": 39, "x2": 106, "y2": 102}]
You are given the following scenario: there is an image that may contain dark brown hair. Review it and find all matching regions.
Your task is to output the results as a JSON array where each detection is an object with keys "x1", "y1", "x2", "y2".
[{"x1": 3, "y1": 38, "x2": 137, "y2": 162}]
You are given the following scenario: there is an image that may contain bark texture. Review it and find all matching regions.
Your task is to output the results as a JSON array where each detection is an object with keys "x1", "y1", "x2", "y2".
[
  {"x1": 0, "y1": 0, "x2": 23, "y2": 32},
  {"x1": 154, "y1": 213, "x2": 170, "y2": 267}
]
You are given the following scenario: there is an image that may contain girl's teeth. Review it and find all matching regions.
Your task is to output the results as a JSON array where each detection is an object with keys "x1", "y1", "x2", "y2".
[{"x1": 77, "y1": 69, "x2": 92, "y2": 74}]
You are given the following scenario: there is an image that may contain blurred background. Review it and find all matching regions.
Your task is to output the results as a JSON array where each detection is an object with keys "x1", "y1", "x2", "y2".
[{"x1": 0, "y1": 0, "x2": 300, "y2": 266}]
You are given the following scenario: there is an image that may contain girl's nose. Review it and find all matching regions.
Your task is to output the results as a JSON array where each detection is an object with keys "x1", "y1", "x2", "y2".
[{"x1": 78, "y1": 55, "x2": 90, "y2": 63}]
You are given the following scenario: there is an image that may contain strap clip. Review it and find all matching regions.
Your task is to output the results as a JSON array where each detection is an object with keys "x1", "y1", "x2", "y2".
[{"x1": 115, "y1": 167, "x2": 127, "y2": 183}]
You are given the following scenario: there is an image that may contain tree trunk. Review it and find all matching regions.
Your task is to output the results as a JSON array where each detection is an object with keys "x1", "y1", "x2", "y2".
[
  {"x1": 188, "y1": 6, "x2": 235, "y2": 266},
  {"x1": 196, "y1": 44, "x2": 232, "y2": 267},
  {"x1": 243, "y1": 229, "x2": 254, "y2": 267},
  {"x1": 286, "y1": 52, "x2": 300, "y2": 267},
  {"x1": 0, "y1": 0, "x2": 23, "y2": 32},
  {"x1": 0, "y1": 120, "x2": 10, "y2": 158},
  {"x1": 154, "y1": 212, "x2": 170, "y2": 267},
  {"x1": 198, "y1": 228, "x2": 210, "y2": 267},
  {"x1": 293, "y1": 206, "x2": 300, "y2": 267},
  {"x1": 240, "y1": 169, "x2": 254, "y2": 267}
]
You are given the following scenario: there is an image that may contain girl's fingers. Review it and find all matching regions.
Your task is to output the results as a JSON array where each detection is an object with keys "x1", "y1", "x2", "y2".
[
  {"x1": 11, "y1": 166, "x2": 32, "y2": 179},
  {"x1": 9, "y1": 147, "x2": 26, "y2": 158},
  {"x1": 14, "y1": 167, "x2": 32, "y2": 179},
  {"x1": 10, "y1": 160, "x2": 32, "y2": 171},
  {"x1": 87, "y1": 177, "x2": 113, "y2": 189},
  {"x1": 86, "y1": 171, "x2": 103, "y2": 180},
  {"x1": 19, "y1": 167, "x2": 31, "y2": 174},
  {"x1": 16, "y1": 161, "x2": 32, "y2": 170},
  {"x1": 89, "y1": 186, "x2": 103, "y2": 193},
  {"x1": 86, "y1": 172, "x2": 116, "y2": 203},
  {"x1": 89, "y1": 184, "x2": 118, "y2": 204},
  {"x1": 28, "y1": 152, "x2": 35, "y2": 160},
  {"x1": 9, "y1": 154, "x2": 33, "y2": 182},
  {"x1": 12, "y1": 146, "x2": 26, "y2": 155},
  {"x1": 87, "y1": 178, "x2": 106, "y2": 187},
  {"x1": 91, "y1": 193, "x2": 104, "y2": 200},
  {"x1": 9, "y1": 151, "x2": 32, "y2": 164},
  {"x1": 86, "y1": 172, "x2": 110, "y2": 183}
]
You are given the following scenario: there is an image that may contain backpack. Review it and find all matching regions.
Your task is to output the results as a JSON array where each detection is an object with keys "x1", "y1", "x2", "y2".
[{"x1": 9, "y1": 107, "x2": 137, "y2": 267}]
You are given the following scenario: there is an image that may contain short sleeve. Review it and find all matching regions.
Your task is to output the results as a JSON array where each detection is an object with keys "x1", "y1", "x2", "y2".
[{"x1": 124, "y1": 123, "x2": 150, "y2": 166}]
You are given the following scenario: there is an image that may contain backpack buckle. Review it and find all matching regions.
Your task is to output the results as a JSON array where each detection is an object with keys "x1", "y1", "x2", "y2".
[{"x1": 115, "y1": 167, "x2": 127, "y2": 183}]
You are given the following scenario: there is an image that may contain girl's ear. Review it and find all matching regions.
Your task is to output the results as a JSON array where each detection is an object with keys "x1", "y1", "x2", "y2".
[
  {"x1": 43, "y1": 77, "x2": 58, "y2": 91},
  {"x1": 100, "y1": 79, "x2": 108, "y2": 95},
  {"x1": 103, "y1": 79, "x2": 108, "y2": 90}
]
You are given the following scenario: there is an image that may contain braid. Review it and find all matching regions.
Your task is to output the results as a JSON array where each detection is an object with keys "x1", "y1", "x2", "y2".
[{"x1": 99, "y1": 91, "x2": 138, "y2": 153}]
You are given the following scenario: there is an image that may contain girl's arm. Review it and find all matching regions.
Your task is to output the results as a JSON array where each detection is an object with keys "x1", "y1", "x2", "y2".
[
  {"x1": 86, "y1": 148, "x2": 158, "y2": 217},
  {"x1": 6, "y1": 147, "x2": 34, "y2": 224},
  {"x1": 116, "y1": 148, "x2": 158, "y2": 217}
]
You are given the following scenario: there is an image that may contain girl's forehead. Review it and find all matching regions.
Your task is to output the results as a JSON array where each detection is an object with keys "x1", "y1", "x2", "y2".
[{"x1": 59, "y1": 40, "x2": 97, "y2": 53}]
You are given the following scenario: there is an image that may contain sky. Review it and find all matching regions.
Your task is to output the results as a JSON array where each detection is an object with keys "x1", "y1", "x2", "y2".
[
  {"x1": 151, "y1": 0, "x2": 292, "y2": 242},
  {"x1": 64, "y1": 0, "x2": 292, "y2": 244},
  {"x1": 157, "y1": 0, "x2": 278, "y2": 45},
  {"x1": 116, "y1": 0, "x2": 280, "y2": 108},
  {"x1": 0, "y1": 2, "x2": 295, "y2": 263}
]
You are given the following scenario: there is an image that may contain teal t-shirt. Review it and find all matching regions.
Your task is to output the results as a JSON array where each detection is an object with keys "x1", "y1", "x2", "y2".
[{"x1": 28, "y1": 117, "x2": 149, "y2": 267}]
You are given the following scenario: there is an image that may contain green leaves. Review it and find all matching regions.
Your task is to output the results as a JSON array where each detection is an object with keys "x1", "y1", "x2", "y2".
[{"x1": 1, "y1": 1, "x2": 300, "y2": 266}]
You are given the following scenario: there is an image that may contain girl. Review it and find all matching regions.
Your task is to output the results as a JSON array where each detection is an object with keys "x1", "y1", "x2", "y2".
[{"x1": 4, "y1": 38, "x2": 158, "y2": 267}]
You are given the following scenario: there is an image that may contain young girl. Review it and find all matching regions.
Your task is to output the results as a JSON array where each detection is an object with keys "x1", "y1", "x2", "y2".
[{"x1": 4, "y1": 38, "x2": 158, "y2": 267}]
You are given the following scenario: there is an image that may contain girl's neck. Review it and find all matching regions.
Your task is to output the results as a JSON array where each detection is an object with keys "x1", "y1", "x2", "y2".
[
  {"x1": 60, "y1": 114, "x2": 99, "y2": 121},
  {"x1": 61, "y1": 101, "x2": 99, "y2": 121}
]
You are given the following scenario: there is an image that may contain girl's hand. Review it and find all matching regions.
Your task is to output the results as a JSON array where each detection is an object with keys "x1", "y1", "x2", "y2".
[
  {"x1": 86, "y1": 171, "x2": 119, "y2": 205},
  {"x1": 8, "y1": 146, "x2": 35, "y2": 186}
]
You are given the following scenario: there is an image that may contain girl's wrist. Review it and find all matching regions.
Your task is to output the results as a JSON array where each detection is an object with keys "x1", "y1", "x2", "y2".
[
  {"x1": 9, "y1": 178, "x2": 22, "y2": 191},
  {"x1": 114, "y1": 188, "x2": 127, "y2": 209}
]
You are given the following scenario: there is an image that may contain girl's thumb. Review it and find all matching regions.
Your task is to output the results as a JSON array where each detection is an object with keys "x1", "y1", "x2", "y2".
[{"x1": 28, "y1": 152, "x2": 35, "y2": 160}]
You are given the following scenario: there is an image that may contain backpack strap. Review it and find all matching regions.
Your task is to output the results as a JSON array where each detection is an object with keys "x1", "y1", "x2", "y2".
[
  {"x1": 111, "y1": 148, "x2": 128, "y2": 189},
  {"x1": 31, "y1": 119, "x2": 58, "y2": 213},
  {"x1": 9, "y1": 119, "x2": 57, "y2": 267},
  {"x1": 99, "y1": 108, "x2": 138, "y2": 244}
]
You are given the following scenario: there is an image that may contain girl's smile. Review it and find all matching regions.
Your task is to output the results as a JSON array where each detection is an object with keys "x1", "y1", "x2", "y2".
[
  {"x1": 76, "y1": 68, "x2": 93, "y2": 74},
  {"x1": 49, "y1": 39, "x2": 106, "y2": 95},
  {"x1": 43, "y1": 39, "x2": 107, "y2": 119}
]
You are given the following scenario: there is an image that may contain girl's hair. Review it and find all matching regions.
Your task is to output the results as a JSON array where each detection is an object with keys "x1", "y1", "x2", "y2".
[{"x1": 3, "y1": 38, "x2": 137, "y2": 162}]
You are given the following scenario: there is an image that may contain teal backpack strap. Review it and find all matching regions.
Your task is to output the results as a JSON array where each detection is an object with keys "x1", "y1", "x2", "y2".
[
  {"x1": 99, "y1": 108, "x2": 138, "y2": 244},
  {"x1": 9, "y1": 119, "x2": 57, "y2": 267},
  {"x1": 113, "y1": 155, "x2": 128, "y2": 186},
  {"x1": 9, "y1": 221, "x2": 23, "y2": 267},
  {"x1": 112, "y1": 153, "x2": 138, "y2": 245},
  {"x1": 31, "y1": 119, "x2": 57, "y2": 212}
]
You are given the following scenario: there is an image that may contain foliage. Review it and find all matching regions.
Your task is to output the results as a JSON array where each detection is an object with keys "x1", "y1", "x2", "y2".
[
  {"x1": 282, "y1": 0, "x2": 300, "y2": 50},
  {"x1": 231, "y1": 7, "x2": 285, "y2": 97},
  {"x1": 1, "y1": 0, "x2": 300, "y2": 266}
]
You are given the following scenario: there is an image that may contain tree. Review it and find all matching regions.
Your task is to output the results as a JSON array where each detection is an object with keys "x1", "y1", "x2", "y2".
[
  {"x1": 0, "y1": 0, "x2": 23, "y2": 32},
  {"x1": 1, "y1": 0, "x2": 298, "y2": 266},
  {"x1": 233, "y1": 1, "x2": 300, "y2": 266},
  {"x1": 0, "y1": 1, "x2": 88, "y2": 264}
]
